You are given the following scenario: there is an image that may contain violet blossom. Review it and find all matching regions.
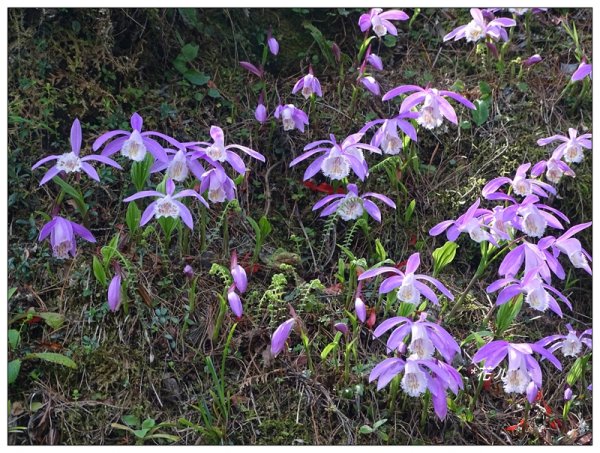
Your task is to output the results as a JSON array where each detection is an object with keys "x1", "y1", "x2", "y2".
[
  {"x1": 123, "y1": 179, "x2": 208, "y2": 230},
  {"x1": 537, "y1": 128, "x2": 592, "y2": 164},
  {"x1": 571, "y1": 61, "x2": 592, "y2": 82},
  {"x1": 150, "y1": 148, "x2": 207, "y2": 182},
  {"x1": 382, "y1": 85, "x2": 476, "y2": 130},
  {"x1": 187, "y1": 125, "x2": 266, "y2": 174},
  {"x1": 429, "y1": 198, "x2": 497, "y2": 244},
  {"x1": 38, "y1": 215, "x2": 96, "y2": 259},
  {"x1": 267, "y1": 29, "x2": 279, "y2": 56},
  {"x1": 290, "y1": 133, "x2": 381, "y2": 181},
  {"x1": 227, "y1": 286, "x2": 243, "y2": 318},
  {"x1": 271, "y1": 318, "x2": 296, "y2": 356},
  {"x1": 368, "y1": 355, "x2": 463, "y2": 419},
  {"x1": 292, "y1": 67, "x2": 323, "y2": 99},
  {"x1": 531, "y1": 148, "x2": 576, "y2": 184},
  {"x1": 539, "y1": 222, "x2": 593, "y2": 275},
  {"x1": 358, "y1": 8, "x2": 409, "y2": 38},
  {"x1": 482, "y1": 163, "x2": 557, "y2": 199},
  {"x1": 537, "y1": 324, "x2": 592, "y2": 358},
  {"x1": 183, "y1": 264, "x2": 194, "y2": 280},
  {"x1": 373, "y1": 312, "x2": 460, "y2": 362},
  {"x1": 507, "y1": 194, "x2": 570, "y2": 239},
  {"x1": 274, "y1": 104, "x2": 309, "y2": 132},
  {"x1": 239, "y1": 61, "x2": 264, "y2": 78},
  {"x1": 199, "y1": 163, "x2": 237, "y2": 203},
  {"x1": 367, "y1": 53, "x2": 383, "y2": 71},
  {"x1": 443, "y1": 8, "x2": 516, "y2": 43},
  {"x1": 360, "y1": 111, "x2": 419, "y2": 155},
  {"x1": 255, "y1": 98, "x2": 268, "y2": 124},
  {"x1": 93, "y1": 112, "x2": 175, "y2": 163},
  {"x1": 360, "y1": 76, "x2": 381, "y2": 95},
  {"x1": 486, "y1": 267, "x2": 572, "y2": 316},
  {"x1": 108, "y1": 274, "x2": 122, "y2": 312},
  {"x1": 230, "y1": 250, "x2": 248, "y2": 293},
  {"x1": 312, "y1": 183, "x2": 396, "y2": 223},
  {"x1": 358, "y1": 252, "x2": 454, "y2": 306},
  {"x1": 523, "y1": 54, "x2": 542, "y2": 68},
  {"x1": 473, "y1": 340, "x2": 561, "y2": 403},
  {"x1": 32, "y1": 118, "x2": 122, "y2": 185},
  {"x1": 354, "y1": 282, "x2": 367, "y2": 323}
]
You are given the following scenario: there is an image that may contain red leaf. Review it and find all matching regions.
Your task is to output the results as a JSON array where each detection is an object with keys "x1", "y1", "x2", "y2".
[
  {"x1": 395, "y1": 260, "x2": 407, "y2": 271},
  {"x1": 303, "y1": 180, "x2": 346, "y2": 195},
  {"x1": 408, "y1": 234, "x2": 417, "y2": 246},
  {"x1": 505, "y1": 419, "x2": 525, "y2": 432}
]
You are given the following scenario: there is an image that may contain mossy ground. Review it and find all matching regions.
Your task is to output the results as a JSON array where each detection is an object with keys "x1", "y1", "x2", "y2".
[{"x1": 8, "y1": 8, "x2": 592, "y2": 445}]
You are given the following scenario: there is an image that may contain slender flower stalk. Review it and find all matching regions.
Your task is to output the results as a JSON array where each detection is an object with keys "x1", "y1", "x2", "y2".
[{"x1": 32, "y1": 119, "x2": 122, "y2": 185}]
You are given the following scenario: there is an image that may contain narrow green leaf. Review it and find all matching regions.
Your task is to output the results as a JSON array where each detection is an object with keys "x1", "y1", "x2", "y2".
[
  {"x1": 432, "y1": 241, "x2": 459, "y2": 276},
  {"x1": 8, "y1": 360, "x2": 21, "y2": 385},
  {"x1": 359, "y1": 425, "x2": 373, "y2": 434},
  {"x1": 184, "y1": 70, "x2": 210, "y2": 86},
  {"x1": 320, "y1": 342, "x2": 337, "y2": 360},
  {"x1": 404, "y1": 199, "x2": 416, "y2": 223},
  {"x1": 374, "y1": 239, "x2": 387, "y2": 261},
  {"x1": 495, "y1": 295, "x2": 523, "y2": 336},
  {"x1": 125, "y1": 202, "x2": 141, "y2": 235},
  {"x1": 8, "y1": 329, "x2": 20, "y2": 350},
  {"x1": 93, "y1": 256, "x2": 107, "y2": 287},
  {"x1": 24, "y1": 352, "x2": 77, "y2": 369},
  {"x1": 8, "y1": 287, "x2": 17, "y2": 300},
  {"x1": 258, "y1": 216, "x2": 272, "y2": 238},
  {"x1": 567, "y1": 355, "x2": 590, "y2": 386}
]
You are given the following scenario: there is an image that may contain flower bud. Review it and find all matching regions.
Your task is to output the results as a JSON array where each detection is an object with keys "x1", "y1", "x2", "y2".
[{"x1": 183, "y1": 264, "x2": 194, "y2": 280}]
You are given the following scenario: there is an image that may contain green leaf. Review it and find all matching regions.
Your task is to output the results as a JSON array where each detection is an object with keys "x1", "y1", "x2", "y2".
[
  {"x1": 404, "y1": 199, "x2": 416, "y2": 223},
  {"x1": 373, "y1": 418, "x2": 388, "y2": 430},
  {"x1": 302, "y1": 21, "x2": 335, "y2": 66},
  {"x1": 432, "y1": 241, "x2": 459, "y2": 276},
  {"x1": 374, "y1": 239, "x2": 387, "y2": 261},
  {"x1": 258, "y1": 216, "x2": 272, "y2": 239},
  {"x1": 93, "y1": 256, "x2": 107, "y2": 287},
  {"x1": 180, "y1": 43, "x2": 199, "y2": 61},
  {"x1": 122, "y1": 414, "x2": 140, "y2": 427},
  {"x1": 359, "y1": 425, "x2": 373, "y2": 434},
  {"x1": 141, "y1": 418, "x2": 156, "y2": 429},
  {"x1": 24, "y1": 352, "x2": 77, "y2": 369},
  {"x1": 460, "y1": 330, "x2": 493, "y2": 347},
  {"x1": 8, "y1": 360, "x2": 21, "y2": 385},
  {"x1": 207, "y1": 88, "x2": 221, "y2": 98},
  {"x1": 479, "y1": 81, "x2": 492, "y2": 98},
  {"x1": 8, "y1": 287, "x2": 17, "y2": 300},
  {"x1": 320, "y1": 342, "x2": 338, "y2": 360},
  {"x1": 8, "y1": 329, "x2": 20, "y2": 350},
  {"x1": 382, "y1": 34, "x2": 397, "y2": 47},
  {"x1": 130, "y1": 154, "x2": 154, "y2": 192},
  {"x1": 184, "y1": 70, "x2": 210, "y2": 86},
  {"x1": 125, "y1": 202, "x2": 141, "y2": 236},
  {"x1": 471, "y1": 99, "x2": 490, "y2": 126},
  {"x1": 178, "y1": 8, "x2": 201, "y2": 30},
  {"x1": 495, "y1": 295, "x2": 523, "y2": 336},
  {"x1": 247, "y1": 217, "x2": 260, "y2": 238},
  {"x1": 133, "y1": 428, "x2": 150, "y2": 439},
  {"x1": 38, "y1": 312, "x2": 64, "y2": 330},
  {"x1": 567, "y1": 355, "x2": 590, "y2": 386},
  {"x1": 51, "y1": 177, "x2": 88, "y2": 215}
]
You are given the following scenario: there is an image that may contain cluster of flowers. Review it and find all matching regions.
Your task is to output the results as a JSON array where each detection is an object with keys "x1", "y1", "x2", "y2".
[{"x1": 33, "y1": 113, "x2": 265, "y2": 314}]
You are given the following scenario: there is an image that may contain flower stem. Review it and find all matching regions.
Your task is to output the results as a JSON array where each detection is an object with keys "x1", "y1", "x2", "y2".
[{"x1": 212, "y1": 293, "x2": 227, "y2": 343}]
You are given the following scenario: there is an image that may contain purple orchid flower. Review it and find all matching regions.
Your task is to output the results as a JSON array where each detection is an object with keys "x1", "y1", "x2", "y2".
[
  {"x1": 360, "y1": 76, "x2": 381, "y2": 95},
  {"x1": 531, "y1": 148, "x2": 576, "y2": 184},
  {"x1": 486, "y1": 267, "x2": 572, "y2": 316},
  {"x1": 479, "y1": 205, "x2": 515, "y2": 242},
  {"x1": 187, "y1": 126, "x2": 265, "y2": 175},
  {"x1": 230, "y1": 250, "x2": 248, "y2": 293},
  {"x1": 292, "y1": 67, "x2": 323, "y2": 99},
  {"x1": 571, "y1": 61, "x2": 592, "y2": 82},
  {"x1": 429, "y1": 198, "x2": 497, "y2": 244},
  {"x1": 499, "y1": 239, "x2": 565, "y2": 283},
  {"x1": 227, "y1": 285, "x2": 243, "y2": 318},
  {"x1": 367, "y1": 53, "x2": 383, "y2": 71},
  {"x1": 334, "y1": 322, "x2": 349, "y2": 336},
  {"x1": 355, "y1": 283, "x2": 367, "y2": 323},
  {"x1": 255, "y1": 99, "x2": 268, "y2": 124},
  {"x1": 32, "y1": 119, "x2": 122, "y2": 185},
  {"x1": 369, "y1": 355, "x2": 463, "y2": 419},
  {"x1": 332, "y1": 42, "x2": 342, "y2": 62},
  {"x1": 290, "y1": 133, "x2": 381, "y2": 181},
  {"x1": 38, "y1": 215, "x2": 96, "y2": 259},
  {"x1": 382, "y1": 85, "x2": 476, "y2": 130},
  {"x1": 537, "y1": 128, "x2": 592, "y2": 164},
  {"x1": 537, "y1": 324, "x2": 592, "y2": 358},
  {"x1": 539, "y1": 222, "x2": 593, "y2": 275},
  {"x1": 274, "y1": 104, "x2": 309, "y2": 132},
  {"x1": 123, "y1": 179, "x2": 208, "y2": 230},
  {"x1": 267, "y1": 29, "x2": 279, "y2": 56},
  {"x1": 312, "y1": 183, "x2": 396, "y2": 223},
  {"x1": 93, "y1": 113, "x2": 174, "y2": 163},
  {"x1": 443, "y1": 8, "x2": 516, "y2": 43},
  {"x1": 358, "y1": 8, "x2": 409, "y2": 37},
  {"x1": 358, "y1": 252, "x2": 454, "y2": 307},
  {"x1": 523, "y1": 54, "x2": 542, "y2": 67},
  {"x1": 373, "y1": 312, "x2": 460, "y2": 362},
  {"x1": 473, "y1": 340, "x2": 561, "y2": 403},
  {"x1": 183, "y1": 264, "x2": 194, "y2": 280},
  {"x1": 108, "y1": 274, "x2": 122, "y2": 312},
  {"x1": 271, "y1": 318, "x2": 296, "y2": 356},
  {"x1": 199, "y1": 163, "x2": 237, "y2": 204},
  {"x1": 360, "y1": 111, "x2": 419, "y2": 155},
  {"x1": 239, "y1": 61, "x2": 264, "y2": 78},
  {"x1": 482, "y1": 163, "x2": 557, "y2": 199},
  {"x1": 150, "y1": 148, "x2": 207, "y2": 182},
  {"x1": 508, "y1": 194, "x2": 570, "y2": 238}
]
